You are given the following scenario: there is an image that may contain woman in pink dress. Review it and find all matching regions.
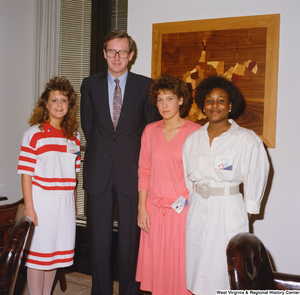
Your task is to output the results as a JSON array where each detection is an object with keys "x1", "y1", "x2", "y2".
[{"x1": 136, "y1": 75, "x2": 200, "y2": 295}]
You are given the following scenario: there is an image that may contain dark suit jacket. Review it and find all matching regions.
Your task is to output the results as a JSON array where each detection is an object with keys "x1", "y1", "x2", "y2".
[{"x1": 80, "y1": 71, "x2": 160, "y2": 197}]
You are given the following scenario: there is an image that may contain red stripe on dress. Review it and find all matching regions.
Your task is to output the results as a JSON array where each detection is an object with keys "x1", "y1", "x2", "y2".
[
  {"x1": 74, "y1": 138, "x2": 80, "y2": 146},
  {"x1": 29, "y1": 127, "x2": 64, "y2": 148},
  {"x1": 34, "y1": 175, "x2": 76, "y2": 183},
  {"x1": 19, "y1": 156, "x2": 36, "y2": 164},
  {"x1": 27, "y1": 249, "x2": 74, "y2": 258},
  {"x1": 26, "y1": 257, "x2": 74, "y2": 266},
  {"x1": 18, "y1": 165, "x2": 34, "y2": 172},
  {"x1": 29, "y1": 124, "x2": 80, "y2": 148},
  {"x1": 21, "y1": 146, "x2": 36, "y2": 154},
  {"x1": 37, "y1": 144, "x2": 67, "y2": 155},
  {"x1": 32, "y1": 181, "x2": 76, "y2": 191}
]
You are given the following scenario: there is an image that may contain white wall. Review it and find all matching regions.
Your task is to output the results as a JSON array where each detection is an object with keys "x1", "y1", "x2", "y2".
[
  {"x1": 0, "y1": 0, "x2": 35, "y2": 203},
  {"x1": 128, "y1": 0, "x2": 300, "y2": 275}
]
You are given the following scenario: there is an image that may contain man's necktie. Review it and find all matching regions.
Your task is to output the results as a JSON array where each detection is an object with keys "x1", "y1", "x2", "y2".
[{"x1": 113, "y1": 78, "x2": 122, "y2": 131}]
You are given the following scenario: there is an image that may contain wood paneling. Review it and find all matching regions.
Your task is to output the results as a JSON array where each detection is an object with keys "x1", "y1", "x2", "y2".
[{"x1": 152, "y1": 14, "x2": 280, "y2": 147}]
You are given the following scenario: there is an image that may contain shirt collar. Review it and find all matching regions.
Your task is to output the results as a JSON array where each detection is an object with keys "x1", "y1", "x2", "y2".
[
  {"x1": 201, "y1": 119, "x2": 240, "y2": 137},
  {"x1": 107, "y1": 70, "x2": 128, "y2": 88}
]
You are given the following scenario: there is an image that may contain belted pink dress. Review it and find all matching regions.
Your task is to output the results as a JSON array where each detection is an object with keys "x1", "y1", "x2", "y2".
[{"x1": 136, "y1": 119, "x2": 200, "y2": 295}]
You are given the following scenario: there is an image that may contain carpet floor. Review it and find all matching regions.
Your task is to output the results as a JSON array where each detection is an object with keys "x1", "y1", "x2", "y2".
[
  {"x1": 14, "y1": 272, "x2": 120, "y2": 295},
  {"x1": 14, "y1": 272, "x2": 150, "y2": 295}
]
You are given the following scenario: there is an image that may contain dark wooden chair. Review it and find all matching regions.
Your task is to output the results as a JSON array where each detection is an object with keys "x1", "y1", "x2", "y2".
[
  {"x1": 0, "y1": 199, "x2": 67, "y2": 292},
  {"x1": 226, "y1": 232, "x2": 300, "y2": 290},
  {"x1": 0, "y1": 199, "x2": 24, "y2": 249},
  {"x1": 0, "y1": 216, "x2": 32, "y2": 295}
]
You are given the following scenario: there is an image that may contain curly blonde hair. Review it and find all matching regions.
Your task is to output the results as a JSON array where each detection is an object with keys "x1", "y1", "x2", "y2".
[{"x1": 29, "y1": 77, "x2": 79, "y2": 139}]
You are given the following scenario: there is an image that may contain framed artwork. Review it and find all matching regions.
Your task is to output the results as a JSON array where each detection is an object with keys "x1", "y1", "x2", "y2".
[{"x1": 151, "y1": 14, "x2": 280, "y2": 148}]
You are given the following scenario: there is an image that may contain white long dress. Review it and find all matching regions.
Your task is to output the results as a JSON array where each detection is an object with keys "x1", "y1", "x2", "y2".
[
  {"x1": 18, "y1": 123, "x2": 81, "y2": 270},
  {"x1": 182, "y1": 120, "x2": 269, "y2": 295}
]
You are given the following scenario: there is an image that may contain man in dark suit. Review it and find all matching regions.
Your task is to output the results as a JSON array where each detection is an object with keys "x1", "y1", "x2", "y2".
[{"x1": 80, "y1": 30, "x2": 160, "y2": 295}]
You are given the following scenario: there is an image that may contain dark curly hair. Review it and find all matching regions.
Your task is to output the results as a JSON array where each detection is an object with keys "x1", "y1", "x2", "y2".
[
  {"x1": 195, "y1": 75, "x2": 243, "y2": 117},
  {"x1": 29, "y1": 76, "x2": 79, "y2": 139},
  {"x1": 148, "y1": 75, "x2": 192, "y2": 117}
]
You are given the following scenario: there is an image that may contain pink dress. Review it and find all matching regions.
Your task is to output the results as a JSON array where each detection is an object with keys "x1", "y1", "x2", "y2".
[{"x1": 136, "y1": 120, "x2": 200, "y2": 295}]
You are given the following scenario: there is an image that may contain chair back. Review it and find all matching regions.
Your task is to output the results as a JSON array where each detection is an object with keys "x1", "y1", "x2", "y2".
[
  {"x1": 226, "y1": 232, "x2": 275, "y2": 290},
  {"x1": 0, "y1": 216, "x2": 32, "y2": 295},
  {"x1": 0, "y1": 199, "x2": 24, "y2": 248}
]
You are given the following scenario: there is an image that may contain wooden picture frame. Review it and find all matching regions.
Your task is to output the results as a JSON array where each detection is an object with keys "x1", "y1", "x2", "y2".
[{"x1": 151, "y1": 14, "x2": 280, "y2": 148}]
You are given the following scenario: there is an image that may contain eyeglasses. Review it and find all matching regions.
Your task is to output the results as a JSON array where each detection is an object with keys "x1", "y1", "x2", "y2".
[{"x1": 106, "y1": 49, "x2": 129, "y2": 59}]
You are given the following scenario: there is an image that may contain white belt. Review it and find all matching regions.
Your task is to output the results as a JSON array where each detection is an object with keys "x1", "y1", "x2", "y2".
[{"x1": 194, "y1": 183, "x2": 240, "y2": 199}]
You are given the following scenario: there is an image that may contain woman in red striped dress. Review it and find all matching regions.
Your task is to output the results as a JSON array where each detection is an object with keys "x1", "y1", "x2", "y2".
[{"x1": 17, "y1": 77, "x2": 80, "y2": 295}]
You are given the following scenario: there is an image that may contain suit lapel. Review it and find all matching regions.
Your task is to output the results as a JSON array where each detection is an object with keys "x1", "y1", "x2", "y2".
[
  {"x1": 116, "y1": 72, "x2": 136, "y2": 128},
  {"x1": 97, "y1": 73, "x2": 114, "y2": 132}
]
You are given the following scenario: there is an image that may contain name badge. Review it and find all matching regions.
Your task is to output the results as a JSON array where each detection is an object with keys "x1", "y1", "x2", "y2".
[
  {"x1": 214, "y1": 155, "x2": 233, "y2": 171},
  {"x1": 171, "y1": 196, "x2": 188, "y2": 214},
  {"x1": 66, "y1": 141, "x2": 80, "y2": 156}
]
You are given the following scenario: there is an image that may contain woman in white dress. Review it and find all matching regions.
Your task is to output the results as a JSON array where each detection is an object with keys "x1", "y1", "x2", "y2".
[
  {"x1": 182, "y1": 75, "x2": 269, "y2": 294},
  {"x1": 18, "y1": 77, "x2": 80, "y2": 295}
]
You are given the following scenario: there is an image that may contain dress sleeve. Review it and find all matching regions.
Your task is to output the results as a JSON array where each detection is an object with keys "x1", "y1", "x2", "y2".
[
  {"x1": 242, "y1": 139, "x2": 270, "y2": 214},
  {"x1": 138, "y1": 127, "x2": 151, "y2": 192},
  {"x1": 182, "y1": 138, "x2": 194, "y2": 193},
  {"x1": 17, "y1": 128, "x2": 37, "y2": 176}
]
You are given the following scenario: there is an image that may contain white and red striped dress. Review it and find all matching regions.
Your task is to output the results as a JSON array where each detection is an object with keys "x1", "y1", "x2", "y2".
[{"x1": 18, "y1": 122, "x2": 80, "y2": 270}]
